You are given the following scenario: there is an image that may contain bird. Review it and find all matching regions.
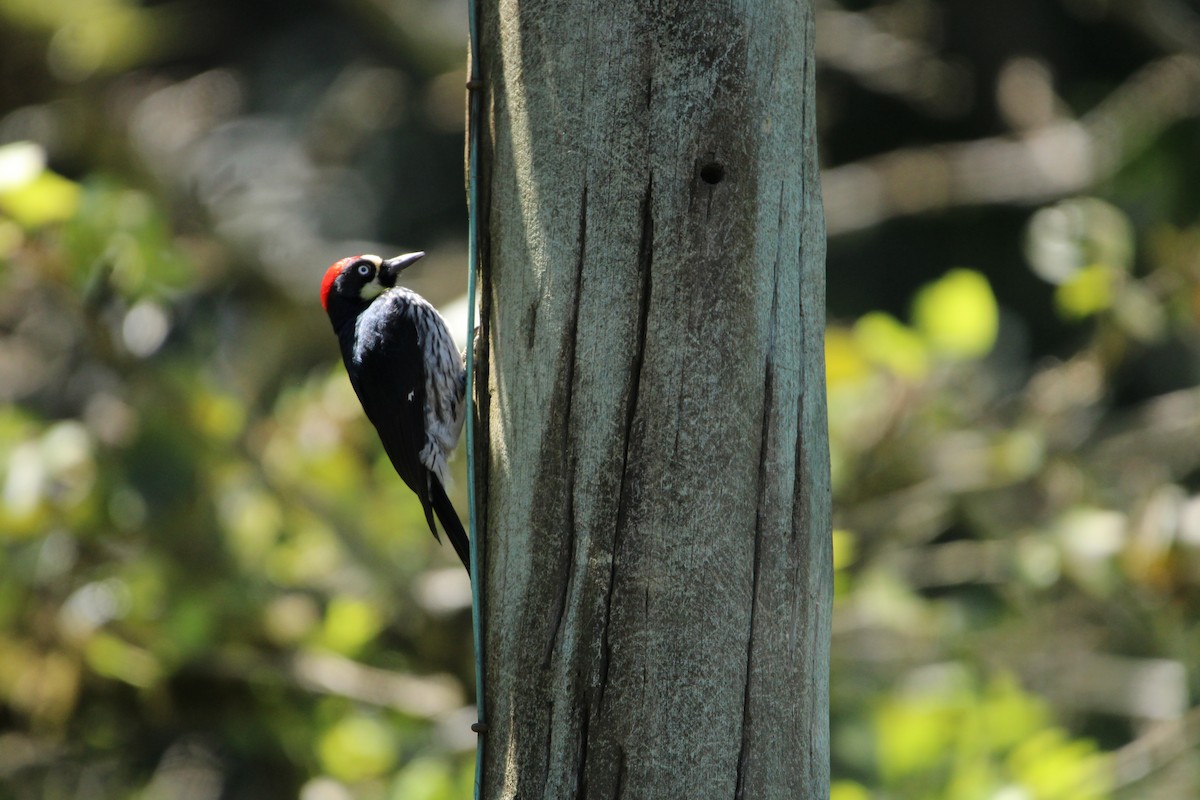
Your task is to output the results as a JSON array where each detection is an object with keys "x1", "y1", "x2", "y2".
[{"x1": 320, "y1": 251, "x2": 470, "y2": 570}]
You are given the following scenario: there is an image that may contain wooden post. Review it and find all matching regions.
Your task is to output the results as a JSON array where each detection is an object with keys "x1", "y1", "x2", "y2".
[{"x1": 474, "y1": 1, "x2": 830, "y2": 796}]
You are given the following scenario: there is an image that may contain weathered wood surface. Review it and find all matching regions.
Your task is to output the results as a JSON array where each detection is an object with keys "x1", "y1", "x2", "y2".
[{"x1": 475, "y1": 1, "x2": 830, "y2": 797}]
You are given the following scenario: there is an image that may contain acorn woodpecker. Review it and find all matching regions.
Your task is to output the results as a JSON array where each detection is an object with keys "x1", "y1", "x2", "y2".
[{"x1": 320, "y1": 252, "x2": 470, "y2": 570}]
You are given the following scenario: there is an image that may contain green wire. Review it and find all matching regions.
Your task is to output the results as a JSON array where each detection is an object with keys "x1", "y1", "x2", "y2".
[{"x1": 465, "y1": 0, "x2": 485, "y2": 797}]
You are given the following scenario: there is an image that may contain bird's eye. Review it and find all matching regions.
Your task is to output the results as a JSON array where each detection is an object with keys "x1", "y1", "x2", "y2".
[{"x1": 357, "y1": 263, "x2": 373, "y2": 277}]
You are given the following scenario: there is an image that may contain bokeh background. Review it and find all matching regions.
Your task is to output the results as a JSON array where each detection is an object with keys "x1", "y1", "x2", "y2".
[{"x1": 2, "y1": 1, "x2": 1200, "y2": 798}]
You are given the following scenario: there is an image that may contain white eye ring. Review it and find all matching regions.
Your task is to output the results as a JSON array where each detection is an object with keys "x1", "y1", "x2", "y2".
[{"x1": 357, "y1": 263, "x2": 372, "y2": 277}]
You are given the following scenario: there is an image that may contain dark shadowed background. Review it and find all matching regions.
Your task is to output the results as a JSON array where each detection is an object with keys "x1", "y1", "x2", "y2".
[{"x1": 2, "y1": 1, "x2": 1199, "y2": 798}]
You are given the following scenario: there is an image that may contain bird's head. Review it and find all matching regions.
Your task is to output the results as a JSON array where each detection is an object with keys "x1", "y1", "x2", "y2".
[{"x1": 320, "y1": 251, "x2": 425, "y2": 316}]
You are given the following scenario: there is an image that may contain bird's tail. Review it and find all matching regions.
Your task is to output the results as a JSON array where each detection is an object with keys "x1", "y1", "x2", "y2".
[{"x1": 429, "y1": 477, "x2": 471, "y2": 572}]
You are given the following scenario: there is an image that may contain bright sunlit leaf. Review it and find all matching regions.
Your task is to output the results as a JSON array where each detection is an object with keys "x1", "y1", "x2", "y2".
[
  {"x1": 317, "y1": 714, "x2": 397, "y2": 783},
  {"x1": 830, "y1": 780, "x2": 872, "y2": 800},
  {"x1": 0, "y1": 142, "x2": 79, "y2": 227},
  {"x1": 911, "y1": 269, "x2": 999, "y2": 360},
  {"x1": 84, "y1": 632, "x2": 161, "y2": 688},
  {"x1": 832, "y1": 529, "x2": 857, "y2": 571},
  {"x1": 319, "y1": 596, "x2": 383, "y2": 656},
  {"x1": 832, "y1": 528, "x2": 859, "y2": 600},
  {"x1": 876, "y1": 696, "x2": 956, "y2": 781},
  {"x1": 1008, "y1": 728, "x2": 1110, "y2": 800},
  {"x1": 979, "y1": 674, "x2": 1050, "y2": 751},
  {"x1": 1055, "y1": 264, "x2": 1114, "y2": 319},
  {"x1": 389, "y1": 758, "x2": 457, "y2": 800},
  {"x1": 825, "y1": 327, "x2": 872, "y2": 387},
  {"x1": 853, "y1": 311, "x2": 930, "y2": 379},
  {"x1": 0, "y1": 170, "x2": 80, "y2": 227}
]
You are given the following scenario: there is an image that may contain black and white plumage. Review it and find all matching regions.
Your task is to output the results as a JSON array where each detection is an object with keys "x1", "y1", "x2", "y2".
[{"x1": 320, "y1": 252, "x2": 470, "y2": 570}]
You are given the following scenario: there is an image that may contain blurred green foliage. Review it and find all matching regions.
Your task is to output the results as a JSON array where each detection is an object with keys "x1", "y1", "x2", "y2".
[
  {"x1": 0, "y1": 144, "x2": 475, "y2": 798},
  {"x1": 827, "y1": 193, "x2": 1200, "y2": 797},
  {"x1": 3, "y1": 0, "x2": 1200, "y2": 798}
]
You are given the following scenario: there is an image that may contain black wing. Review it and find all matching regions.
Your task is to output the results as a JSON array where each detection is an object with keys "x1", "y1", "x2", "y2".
[{"x1": 343, "y1": 298, "x2": 440, "y2": 539}]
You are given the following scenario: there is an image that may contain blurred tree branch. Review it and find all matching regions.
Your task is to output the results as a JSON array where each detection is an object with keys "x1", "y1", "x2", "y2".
[
  {"x1": 287, "y1": 650, "x2": 463, "y2": 717},
  {"x1": 815, "y1": 0, "x2": 971, "y2": 117},
  {"x1": 203, "y1": 649, "x2": 464, "y2": 718},
  {"x1": 823, "y1": 55, "x2": 1200, "y2": 235},
  {"x1": 1111, "y1": 703, "x2": 1200, "y2": 791}
]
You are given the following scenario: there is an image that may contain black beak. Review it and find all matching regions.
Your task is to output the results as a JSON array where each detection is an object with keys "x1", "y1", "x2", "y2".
[{"x1": 379, "y1": 251, "x2": 425, "y2": 286}]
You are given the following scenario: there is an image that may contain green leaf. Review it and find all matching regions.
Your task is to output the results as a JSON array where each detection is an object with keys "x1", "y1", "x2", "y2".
[
  {"x1": 876, "y1": 695, "x2": 956, "y2": 781},
  {"x1": 1055, "y1": 264, "x2": 1115, "y2": 319},
  {"x1": 830, "y1": 780, "x2": 873, "y2": 800},
  {"x1": 84, "y1": 632, "x2": 161, "y2": 688},
  {"x1": 825, "y1": 327, "x2": 872, "y2": 387},
  {"x1": 979, "y1": 674, "x2": 1050, "y2": 751},
  {"x1": 0, "y1": 170, "x2": 80, "y2": 228},
  {"x1": 832, "y1": 529, "x2": 857, "y2": 571},
  {"x1": 1008, "y1": 728, "x2": 1110, "y2": 799},
  {"x1": 911, "y1": 269, "x2": 999, "y2": 360},
  {"x1": 317, "y1": 714, "x2": 398, "y2": 783},
  {"x1": 389, "y1": 758, "x2": 457, "y2": 800},
  {"x1": 853, "y1": 312, "x2": 930, "y2": 379},
  {"x1": 318, "y1": 596, "x2": 384, "y2": 656}
]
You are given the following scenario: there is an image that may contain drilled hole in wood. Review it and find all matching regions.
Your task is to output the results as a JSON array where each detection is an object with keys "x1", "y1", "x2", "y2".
[{"x1": 699, "y1": 161, "x2": 725, "y2": 185}]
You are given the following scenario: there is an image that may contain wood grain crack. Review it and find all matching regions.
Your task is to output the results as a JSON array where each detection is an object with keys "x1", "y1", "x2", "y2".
[{"x1": 544, "y1": 184, "x2": 589, "y2": 668}]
